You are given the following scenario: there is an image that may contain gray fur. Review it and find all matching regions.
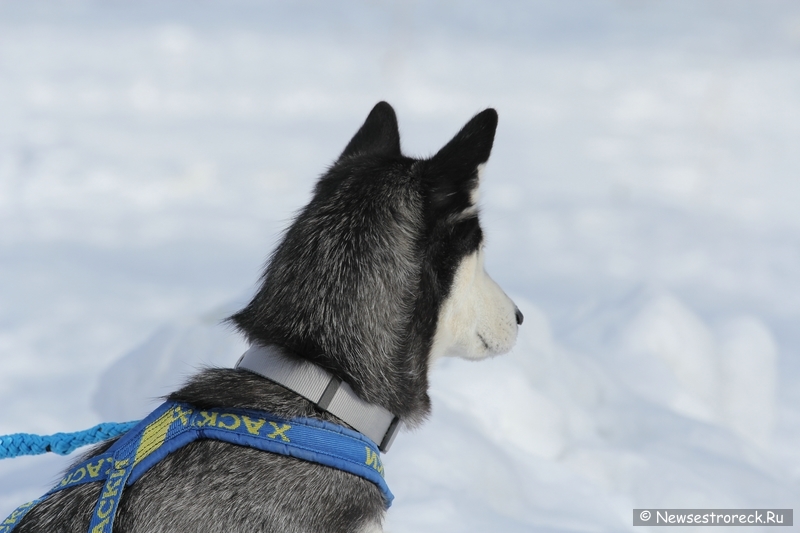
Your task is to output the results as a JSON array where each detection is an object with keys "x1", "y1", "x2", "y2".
[
  {"x1": 19, "y1": 371, "x2": 385, "y2": 533},
  {"x1": 16, "y1": 102, "x2": 512, "y2": 533}
]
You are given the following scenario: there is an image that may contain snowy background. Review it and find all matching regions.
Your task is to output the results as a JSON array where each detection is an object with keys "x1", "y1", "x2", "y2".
[{"x1": 1, "y1": 1, "x2": 799, "y2": 531}]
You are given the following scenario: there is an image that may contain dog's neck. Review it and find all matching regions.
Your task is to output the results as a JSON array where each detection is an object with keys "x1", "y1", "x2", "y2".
[{"x1": 235, "y1": 344, "x2": 401, "y2": 452}]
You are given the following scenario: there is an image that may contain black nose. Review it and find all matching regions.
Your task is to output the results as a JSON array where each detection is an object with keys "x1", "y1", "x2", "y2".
[{"x1": 515, "y1": 307, "x2": 524, "y2": 325}]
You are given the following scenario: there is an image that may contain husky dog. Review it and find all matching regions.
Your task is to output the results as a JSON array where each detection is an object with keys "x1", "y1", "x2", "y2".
[{"x1": 17, "y1": 102, "x2": 521, "y2": 533}]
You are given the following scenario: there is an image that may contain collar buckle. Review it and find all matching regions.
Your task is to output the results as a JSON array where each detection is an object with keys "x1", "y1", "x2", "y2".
[{"x1": 235, "y1": 344, "x2": 402, "y2": 452}]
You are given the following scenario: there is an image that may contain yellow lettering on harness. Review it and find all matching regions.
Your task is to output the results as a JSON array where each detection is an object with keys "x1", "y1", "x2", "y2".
[
  {"x1": 217, "y1": 413, "x2": 240, "y2": 430},
  {"x1": 111, "y1": 459, "x2": 129, "y2": 475},
  {"x1": 3, "y1": 502, "x2": 35, "y2": 525},
  {"x1": 70, "y1": 467, "x2": 87, "y2": 483},
  {"x1": 197, "y1": 411, "x2": 218, "y2": 427},
  {"x1": 242, "y1": 416, "x2": 266, "y2": 435},
  {"x1": 91, "y1": 516, "x2": 110, "y2": 533},
  {"x1": 96, "y1": 499, "x2": 113, "y2": 519},
  {"x1": 267, "y1": 422, "x2": 291, "y2": 442},
  {"x1": 173, "y1": 406, "x2": 192, "y2": 426},
  {"x1": 85, "y1": 458, "x2": 108, "y2": 479},
  {"x1": 101, "y1": 477, "x2": 124, "y2": 499},
  {"x1": 365, "y1": 447, "x2": 383, "y2": 475}
]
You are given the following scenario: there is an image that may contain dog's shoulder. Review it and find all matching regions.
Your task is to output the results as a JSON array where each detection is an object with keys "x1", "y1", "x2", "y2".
[{"x1": 18, "y1": 369, "x2": 386, "y2": 533}]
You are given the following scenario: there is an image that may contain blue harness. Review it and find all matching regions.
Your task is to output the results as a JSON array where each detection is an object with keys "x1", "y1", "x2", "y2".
[{"x1": 0, "y1": 401, "x2": 392, "y2": 533}]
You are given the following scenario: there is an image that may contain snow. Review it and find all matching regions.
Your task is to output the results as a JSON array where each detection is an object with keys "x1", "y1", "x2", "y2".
[{"x1": 1, "y1": 1, "x2": 799, "y2": 531}]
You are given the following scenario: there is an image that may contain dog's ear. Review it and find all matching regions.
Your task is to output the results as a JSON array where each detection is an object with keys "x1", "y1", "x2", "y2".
[
  {"x1": 427, "y1": 108, "x2": 498, "y2": 213},
  {"x1": 339, "y1": 101, "x2": 401, "y2": 160}
]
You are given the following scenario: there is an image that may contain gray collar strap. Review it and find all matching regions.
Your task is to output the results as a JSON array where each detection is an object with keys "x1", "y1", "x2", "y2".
[{"x1": 235, "y1": 344, "x2": 401, "y2": 452}]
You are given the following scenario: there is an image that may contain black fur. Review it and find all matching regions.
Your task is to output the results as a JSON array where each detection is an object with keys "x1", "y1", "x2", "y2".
[{"x1": 17, "y1": 102, "x2": 498, "y2": 533}]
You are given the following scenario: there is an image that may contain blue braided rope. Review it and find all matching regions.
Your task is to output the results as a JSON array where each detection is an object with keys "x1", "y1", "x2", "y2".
[{"x1": 0, "y1": 421, "x2": 140, "y2": 459}]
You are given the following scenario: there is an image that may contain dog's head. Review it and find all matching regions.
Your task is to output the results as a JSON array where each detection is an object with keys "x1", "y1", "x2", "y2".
[{"x1": 231, "y1": 102, "x2": 520, "y2": 424}]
